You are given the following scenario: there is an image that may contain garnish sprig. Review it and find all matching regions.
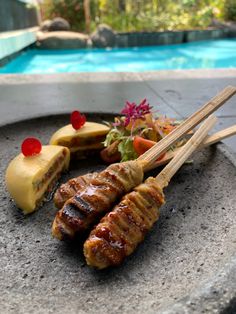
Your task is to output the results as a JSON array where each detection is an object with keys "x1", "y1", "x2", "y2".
[{"x1": 119, "y1": 99, "x2": 153, "y2": 128}]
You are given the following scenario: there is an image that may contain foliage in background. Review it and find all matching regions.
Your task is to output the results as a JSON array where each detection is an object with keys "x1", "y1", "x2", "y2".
[
  {"x1": 224, "y1": 0, "x2": 236, "y2": 21},
  {"x1": 41, "y1": 0, "x2": 236, "y2": 33},
  {"x1": 42, "y1": 0, "x2": 94, "y2": 31},
  {"x1": 94, "y1": 0, "x2": 223, "y2": 32}
]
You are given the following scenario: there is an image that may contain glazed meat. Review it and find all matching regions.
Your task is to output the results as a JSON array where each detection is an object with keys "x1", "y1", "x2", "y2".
[
  {"x1": 54, "y1": 172, "x2": 98, "y2": 209},
  {"x1": 83, "y1": 177, "x2": 165, "y2": 269},
  {"x1": 52, "y1": 160, "x2": 144, "y2": 240}
]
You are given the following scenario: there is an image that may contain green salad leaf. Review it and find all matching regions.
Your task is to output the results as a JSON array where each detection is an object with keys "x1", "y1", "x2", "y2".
[
  {"x1": 102, "y1": 99, "x2": 181, "y2": 163},
  {"x1": 118, "y1": 137, "x2": 138, "y2": 162}
]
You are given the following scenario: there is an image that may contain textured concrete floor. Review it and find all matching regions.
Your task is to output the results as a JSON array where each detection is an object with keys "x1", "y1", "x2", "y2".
[{"x1": 0, "y1": 69, "x2": 236, "y2": 313}]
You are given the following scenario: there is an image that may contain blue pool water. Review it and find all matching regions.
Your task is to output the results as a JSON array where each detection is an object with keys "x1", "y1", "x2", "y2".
[{"x1": 1, "y1": 39, "x2": 236, "y2": 74}]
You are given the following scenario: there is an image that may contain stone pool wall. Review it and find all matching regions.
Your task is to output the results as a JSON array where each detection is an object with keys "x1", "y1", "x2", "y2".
[
  {"x1": 0, "y1": 27, "x2": 38, "y2": 66},
  {"x1": 115, "y1": 28, "x2": 229, "y2": 47},
  {"x1": 0, "y1": 0, "x2": 40, "y2": 65},
  {"x1": 36, "y1": 26, "x2": 231, "y2": 50},
  {"x1": 0, "y1": 25, "x2": 234, "y2": 65},
  {"x1": 0, "y1": 0, "x2": 40, "y2": 32}
]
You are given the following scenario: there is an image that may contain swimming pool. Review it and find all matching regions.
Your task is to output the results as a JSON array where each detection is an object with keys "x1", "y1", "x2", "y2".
[{"x1": 1, "y1": 38, "x2": 236, "y2": 74}]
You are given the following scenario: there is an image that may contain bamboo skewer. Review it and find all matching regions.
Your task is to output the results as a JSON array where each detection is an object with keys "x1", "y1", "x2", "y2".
[
  {"x1": 137, "y1": 86, "x2": 236, "y2": 170},
  {"x1": 52, "y1": 88, "x2": 235, "y2": 244},
  {"x1": 146, "y1": 124, "x2": 236, "y2": 171},
  {"x1": 203, "y1": 124, "x2": 236, "y2": 146},
  {"x1": 83, "y1": 115, "x2": 218, "y2": 269},
  {"x1": 156, "y1": 115, "x2": 217, "y2": 189}
]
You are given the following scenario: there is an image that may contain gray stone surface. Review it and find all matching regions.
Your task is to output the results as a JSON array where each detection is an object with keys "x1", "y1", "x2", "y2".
[
  {"x1": 36, "y1": 31, "x2": 88, "y2": 49},
  {"x1": 91, "y1": 24, "x2": 116, "y2": 48},
  {"x1": 40, "y1": 20, "x2": 52, "y2": 32},
  {"x1": 162, "y1": 249, "x2": 236, "y2": 313},
  {"x1": 0, "y1": 0, "x2": 39, "y2": 32},
  {"x1": 139, "y1": 70, "x2": 236, "y2": 118},
  {"x1": 48, "y1": 17, "x2": 70, "y2": 32},
  {"x1": 114, "y1": 29, "x2": 226, "y2": 48},
  {"x1": 0, "y1": 27, "x2": 38, "y2": 60},
  {"x1": 0, "y1": 115, "x2": 236, "y2": 314},
  {"x1": 0, "y1": 69, "x2": 236, "y2": 313},
  {"x1": 0, "y1": 69, "x2": 235, "y2": 151},
  {"x1": 185, "y1": 29, "x2": 228, "y2": 42},
  {"x1": 212, "y1": 117, "x2": 236, "y2": 155}
]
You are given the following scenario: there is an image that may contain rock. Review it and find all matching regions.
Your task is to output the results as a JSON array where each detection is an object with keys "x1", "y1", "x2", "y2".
[
  {"x1": 224, "y1": 22, "x2": 236, "y2": 37},
  {"x1": 224, "y1": 21, "x2": 236, "y2": 31},
  {"x1": 210, "y1": 18, "x2": 227, "y2": 29},
  {"x1": 48, "y1": 17, "x2": 70, "y2": 32},
  {"x1": 37, "y1": 31, "x2": 88, "y2": 49},
  {"x1": 40, "y1": 20, "x2": 52, "y2": 32},
  {"x1": 91, "y1": 24, "x2": 116, "y2": 48}
]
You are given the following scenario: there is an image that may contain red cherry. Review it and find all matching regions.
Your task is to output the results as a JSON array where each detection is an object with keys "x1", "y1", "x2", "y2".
[
  {"x1": 21, "y1": 138, "x2": 42, "y2": 157},
  {"x1": 79, "y1": 114, "x2": 86, "y2": 126},
  {"x1": 70, "y1": 111, "x2": 86, "y2": 130}
]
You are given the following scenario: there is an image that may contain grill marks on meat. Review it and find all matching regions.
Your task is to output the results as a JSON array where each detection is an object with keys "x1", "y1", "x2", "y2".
[
  {"x1": 83, "y1": 177, "x2": 165, "y2": 269},
  {"x1": 52, "y1": 161, "x2": 144, "y2": 240},
  {"x1": 53, "y1": 172, "x2": 98, "y2": 209}
]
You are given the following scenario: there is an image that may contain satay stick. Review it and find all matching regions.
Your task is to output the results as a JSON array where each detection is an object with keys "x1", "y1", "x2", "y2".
[
  {"x1": 83, "y1": 116, "x2": 217, "y2": 269},
  {"x1": 156, "y1": 115, "x2": 217, "y2": 189},
  {"x1": 137, "y1": 86, "x2": 236, "y2": 170},
  {"x1": 146, "y1": 124, "x2": 236, "y2": 171}
]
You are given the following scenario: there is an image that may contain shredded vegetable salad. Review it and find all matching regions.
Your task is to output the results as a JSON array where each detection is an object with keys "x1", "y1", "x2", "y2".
[{"x1": 101, "y1": 99, "x2": 184, "y2": 163}]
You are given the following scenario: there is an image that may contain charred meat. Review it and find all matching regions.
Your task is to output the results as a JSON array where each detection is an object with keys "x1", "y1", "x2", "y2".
[
  {"x1": 52, "y1": 160, "x2": 144, "y2": 240},
  {"x1": 83, "y1": 177, "x2": 165, "y2": 269},
  {"x1": 54, "y1": 172, "x2": 98, "y2": 209}
]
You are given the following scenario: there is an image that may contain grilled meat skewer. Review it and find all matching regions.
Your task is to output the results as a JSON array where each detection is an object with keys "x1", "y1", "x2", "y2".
[
  {"x1": 53, "y1": 124, "x2": 236, "y2": 208},
  {"x1": 52, "y1": 161, "x2": 143, "y2": 240},
  {"x1": 52, "y1": 87, "x2": 236, "y2": 241},
  {"x1": 84, "y1": 115, "x2": 217, "y2": 269},
  {"x1": 54, "y1": 172, "x2": 98, "y2": 209},
  {"x1": 84, "y1": 177, "x2": 164, "y2": 268}
]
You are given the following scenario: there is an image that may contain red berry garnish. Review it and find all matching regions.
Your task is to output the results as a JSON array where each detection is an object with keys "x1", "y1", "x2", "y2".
[
  {"x1": 21, "y1": 138, "x2": 42, "y2": 157},
  {"x1": 70, "y1": 111, "x2": 86, "y2": 130},
  {"x1": 79, "y1": 114, "x2": 86, "y2": 126}
]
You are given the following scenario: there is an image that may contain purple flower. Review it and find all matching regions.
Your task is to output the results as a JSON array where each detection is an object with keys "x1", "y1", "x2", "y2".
[{"x1": 120, "y1": 99, "x2": 152, "y2": 127}]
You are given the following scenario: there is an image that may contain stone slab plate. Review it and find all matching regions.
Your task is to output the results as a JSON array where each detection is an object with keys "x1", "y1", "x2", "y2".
[{"x1": 0, "y1": 114, "x2": 235, "y2": 314}]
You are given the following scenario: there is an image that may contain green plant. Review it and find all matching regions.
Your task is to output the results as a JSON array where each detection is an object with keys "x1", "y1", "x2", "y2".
[
  {"x1": 41, "y1": 0, "x2": 228, "y2": 33},
  {"x1": 224, "y1": 0, "x2": 236, "y2": 21},
  {"x1": 42, "y1": 0, "x2": 87, "y2": 31}
]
